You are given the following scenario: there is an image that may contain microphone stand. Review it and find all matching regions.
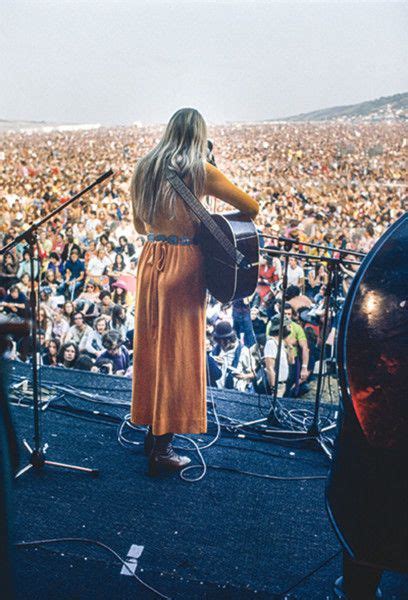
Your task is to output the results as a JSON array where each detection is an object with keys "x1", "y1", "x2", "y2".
[
  {"x1": 234, "y1": 243, "x2": 361, "y2": 459},
  {"x1": 0, "y1": 170, "x2": 113, "y2": 478}
]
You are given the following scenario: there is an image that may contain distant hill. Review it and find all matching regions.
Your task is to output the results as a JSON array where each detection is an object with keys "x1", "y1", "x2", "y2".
[
  {"x1": 279, "y1": 93, "x2": 408, "y2": 122},
  {"x1": 0, "y1": 119, "x2": 101, "y2": 133}
]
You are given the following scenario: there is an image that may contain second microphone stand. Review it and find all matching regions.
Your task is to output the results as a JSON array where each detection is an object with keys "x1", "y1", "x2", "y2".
[{"x1": 1, "y1": 170, "x2": 113, "y2": 478}]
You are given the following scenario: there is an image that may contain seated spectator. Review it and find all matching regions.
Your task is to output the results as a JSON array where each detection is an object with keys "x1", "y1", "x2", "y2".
[
  {"x1": 115, "y1": 235, "x2": 135, "y2": 260},
  {"x1": 16, "y1": 248, "x2": 39, "y2": 280},
  {"x1": 58, "y1": 341, "x2": 79, "y2": 368},
  {"x1": 96, "y1": 330, "x2": 129, "y2": 375},
  {"x1": 111, "y1": 304, "x2": 133, "y2": 341},
  {"x1": 51, "y1": 308, "x2": 70, "y2": 342},
  {"x1": 286, "y1": 285, "x2": 313, "y2": 313},
  {"x1": 64, "y1": 311, "x2": 94, "y2": 353},
  {"x1": 75, "y1": 353, "x2": 99, "y2": 372},
  {"x1": 107, "y1": 252, "x2": 127, "y2": 284},
  {"x1": 0, "y1": 285, "x2": 28, "y2": 319},
  {"x1": 206, "y1": 334, "x2": 222, "y2": 388},
  {"x1": 38, "y1": 305, "x2": 53, "y2": 342},
  {"x1": 211, "y1": 321, "x2": 255, "y2": 392},
  {"x1": 17, "y1": 273, "x2": 31, "y2": 296},
  {"x1": 42, "y1": 338, "x2": 60, "y2": 367},
  {"x1": 59, "y1": 249, "x2": 85, "y2": 300},
  {"x1": 62, "y1": 300, "x2": 75, "y2": 324},
  {"x1": 112, "y1": 280, "x2": 132, "y2": 308},
  {"x1": 74, "y1": 279, "x2": 101, "y2": 319},
  {"x1": 87, "y1": 248, "x2": 111, "y2": 283},
  {"x1": 0, "y1": 252, "x2": 19, "y2": 289},
  {"x1": 98, "y1": 290, "x2": 115, "y2": 319},
  {"x1": 84, "y1": 315, "x2": 109, "y2": 357}
]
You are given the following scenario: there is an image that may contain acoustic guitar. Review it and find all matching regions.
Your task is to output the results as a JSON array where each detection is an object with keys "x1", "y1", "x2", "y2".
[{"x1": 167, "y1": 171, "x2": 259, "y2": 303}]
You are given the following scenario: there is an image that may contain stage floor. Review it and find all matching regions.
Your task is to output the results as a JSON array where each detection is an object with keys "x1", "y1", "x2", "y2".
[{"x1": 9, "y1": 383, "x2": 408, "y2": 599}]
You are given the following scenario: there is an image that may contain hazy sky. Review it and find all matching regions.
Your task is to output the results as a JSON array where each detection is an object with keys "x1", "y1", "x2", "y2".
[{"x1": 1, "y1": 0, "x2": 407, "y2": 124}]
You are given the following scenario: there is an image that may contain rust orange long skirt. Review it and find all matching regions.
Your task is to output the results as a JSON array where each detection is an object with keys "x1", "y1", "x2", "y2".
[{"x1": 130, "y1": 240, "x2": 207, "y2": 435}]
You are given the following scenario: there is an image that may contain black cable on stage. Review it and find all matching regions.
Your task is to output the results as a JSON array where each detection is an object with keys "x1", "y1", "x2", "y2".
[
  {"x1": 278, "y1": 549, "x2": 342, "y2": 597},
  {"x1": 208, "y1": 464, "x2": 327, "y2": 481},
  {"x1": 15, "y1": 537, "x2": 171, "y2": 599}
]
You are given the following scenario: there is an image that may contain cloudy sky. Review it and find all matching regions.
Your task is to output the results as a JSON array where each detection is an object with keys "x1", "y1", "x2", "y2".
[{"x1": 1, "y1": 0, "x2": 407, "y2": 124}]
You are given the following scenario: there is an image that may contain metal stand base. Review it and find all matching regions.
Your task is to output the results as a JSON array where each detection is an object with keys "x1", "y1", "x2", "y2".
[{"x1": 15, "y1": 440, "x2": 99, "y2": 479}]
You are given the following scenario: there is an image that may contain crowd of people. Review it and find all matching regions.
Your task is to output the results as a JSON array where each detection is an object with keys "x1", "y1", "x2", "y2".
[{"x1": 0, "y1": 121, "x2": 406, "y2": 396}]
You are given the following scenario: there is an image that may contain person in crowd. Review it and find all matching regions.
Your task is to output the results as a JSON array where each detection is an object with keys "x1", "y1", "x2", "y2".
[
  {"x1": 62, "y1": 300, "x2": 75, "y2": 324},
  {"x1": 110, "y1": 304, "x2": 133, "y2": 341},
  {"x1": 232, "y1": 298, "x2": 257, "y2": 349},
  {"x1": 38, "y1": 305, "x2": 53, "y2": 342},
  {"x1": 287, "y1": 256, "x2": 305, "y2": 290},
  {"x1": 96, "y1": 330, "x2": 129, "y2": 375},
  {"x1": 206, "y1": 333, "x2": 223, "y2": 388},
  {"x1": 98, "y1": 290, "x2": 115, "y2": 319},
  {"x1": 75, "y1": 353, "x2": 99, "y2": 372},
  {"x1": 84, "y1": 315, "x2": 109, "y2": 357},
  {"x1": 51, "y1": 308, "x2": 70, "y2": 342},
  {"x1": 17, "y1": 273, "x2": 31, "y2": 296},
  {"x1": 286, "y1": 284, "x2": 313, "y2": 313},
  {"x1": 264, "y1": 314, "x2": 291, "y2": 397},
  {"x1": 64, "y1": 311, "x2": 94, "y2": 353},
  {"x1": 277, "y1": 303, "x2": 310, "y2": 397},
  {"x1": 0, "y1": 252, "x2": 19, "y2": 289},
  {"x1": 57, "y1": 341, "x2": 79, "y2": 369},
  {"x1": 59, "y1": 249, "x2": 85, "y2": 299},
  {"x1": 16, "y1": 248, "x2": 39, "y2": 280},
  {"x1": 0, "y1": 285, "x2": 28, "y2": 319},
  {"x1": 115, "y1": 235, "x2": 135, "y2": 260},
  {"x1": 107, "y1": 252, "x2": 127, "y2": 284},
  {"x1": 112, "y1": 280, "x2": 132, "y2": 308},
  {"x1": 307, "y1": 263, "x2": 329, "y2": 297},
  {"x1": 42, "y1": 338, "x2": 60, "y2": 367},
  {"x1": 211, "y1": 321, "x2": 255, "y2": 392},
  {"x1": 86, "y1": 247, "x2": 111, "y2": 283}
]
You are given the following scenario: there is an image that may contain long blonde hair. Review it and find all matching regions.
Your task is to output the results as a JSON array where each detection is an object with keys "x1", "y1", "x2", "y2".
[{"x1": 131, "y1": 108, "x2": 207, "y2": 227}]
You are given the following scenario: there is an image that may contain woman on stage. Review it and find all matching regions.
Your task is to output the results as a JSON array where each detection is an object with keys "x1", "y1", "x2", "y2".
[{"x1": 130, "y1": 108, "x2": 259, "y2": 475}]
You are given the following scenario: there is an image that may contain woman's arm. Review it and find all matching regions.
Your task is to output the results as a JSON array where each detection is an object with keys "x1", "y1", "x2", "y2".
[{"x1": 204, "y1": 163, "x2": 259, "y2": 218}]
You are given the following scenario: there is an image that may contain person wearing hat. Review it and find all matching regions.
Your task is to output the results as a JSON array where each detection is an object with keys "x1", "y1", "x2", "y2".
[
  {"x1": 211, "y1": 321, "x2": 255, "y2": 392},
  {"x1": 264, "y1": 314, "x2": 290, "y2": 397}
]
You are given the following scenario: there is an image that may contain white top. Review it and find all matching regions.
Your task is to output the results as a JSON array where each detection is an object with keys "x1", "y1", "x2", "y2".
[
  {"x1": 287, "y1": 265, "x2": 304, "y2": 287},
  {"x1": 214, "y1": 342, "x2": 253, "y2": 392},
  {"x1": 264, "y1": 337, "x2": 289, "y2": 382}
]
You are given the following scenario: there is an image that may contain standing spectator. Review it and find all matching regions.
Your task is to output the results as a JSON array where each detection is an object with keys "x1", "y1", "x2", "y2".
[
  {"x1": 264, "y1": 315, "x2": 290, "y2": 397},
  {"x1": 232, "y1": 298, "x2": 256, "y2": 348},
  {"x1": 287, "y1": 256, "x2": 305, "y2": 289}
]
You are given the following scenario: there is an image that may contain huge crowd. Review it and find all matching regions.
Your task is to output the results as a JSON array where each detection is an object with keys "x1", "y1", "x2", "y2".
[{"x1": 0, "y1": 121, "x2": 406, "y2": 397}]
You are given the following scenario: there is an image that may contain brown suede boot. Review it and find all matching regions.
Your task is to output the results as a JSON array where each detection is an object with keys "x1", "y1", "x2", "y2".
[{"x1": 148, "y1": 433, "x2": 191, "y2": 476}]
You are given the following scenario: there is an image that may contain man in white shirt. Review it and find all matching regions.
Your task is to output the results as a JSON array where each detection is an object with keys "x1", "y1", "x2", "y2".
[
  {"x1": 264, "y1": 314, "x2": 290, "y2": 397},
  {"x1": 287, "y1": 256, "x2": 304, "y2": 289},
  {"x1": 87, "y1": 249, "x2": 112, "y2": 279}
]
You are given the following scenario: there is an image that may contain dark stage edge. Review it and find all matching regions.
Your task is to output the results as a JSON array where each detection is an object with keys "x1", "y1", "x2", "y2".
[{"x1": 9, "y1": 384, "x2": 408, "y2": 599}]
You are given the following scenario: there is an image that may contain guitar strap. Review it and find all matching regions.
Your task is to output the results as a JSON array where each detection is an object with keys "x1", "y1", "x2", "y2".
[{"x1": 166, "y1": 169, "x2": 250, "y2": 270}]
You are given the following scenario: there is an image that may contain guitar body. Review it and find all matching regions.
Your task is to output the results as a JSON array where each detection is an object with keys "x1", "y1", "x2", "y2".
[{"x1": 198, "y1": 211, "x2": 259, "y2": 303}]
